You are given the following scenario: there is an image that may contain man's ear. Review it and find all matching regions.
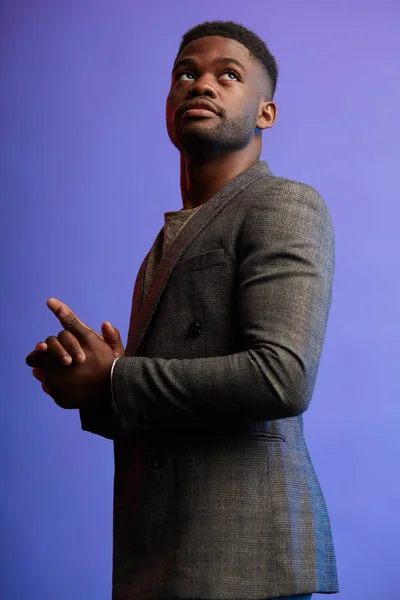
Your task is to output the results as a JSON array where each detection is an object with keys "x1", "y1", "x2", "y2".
[{"x1": 256, "y1": 101, "x2": 277, "y2": 131}]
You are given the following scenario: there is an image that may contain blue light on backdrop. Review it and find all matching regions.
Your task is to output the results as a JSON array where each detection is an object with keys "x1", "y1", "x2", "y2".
[{"x1": 1, "y1": 1, "x2": 399, "y2": 599}]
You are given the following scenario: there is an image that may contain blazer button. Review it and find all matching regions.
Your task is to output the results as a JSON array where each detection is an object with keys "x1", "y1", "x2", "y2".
[{"x1": 187, "y1": 321, "x2": 202, "y2": 338}]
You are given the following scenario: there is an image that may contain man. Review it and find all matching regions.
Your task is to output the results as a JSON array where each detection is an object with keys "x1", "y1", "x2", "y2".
[{"x1": 26, "y1": 20, "x2": 339, "y2": 600}]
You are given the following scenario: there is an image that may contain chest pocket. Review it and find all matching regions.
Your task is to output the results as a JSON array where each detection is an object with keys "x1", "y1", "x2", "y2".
[{"x1": 170, "y1": 247, "x2": 225, "y2": 279}]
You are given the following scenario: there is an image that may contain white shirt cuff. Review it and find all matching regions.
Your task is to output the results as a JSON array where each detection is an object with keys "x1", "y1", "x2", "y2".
[{"x1": 110, "y1": 357, "x2": 120, "y2": 412}]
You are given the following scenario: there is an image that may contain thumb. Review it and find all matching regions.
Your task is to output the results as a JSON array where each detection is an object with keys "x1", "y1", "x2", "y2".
[{"x1": 101, "y1": 322, "x2": 125, "y2": 357}]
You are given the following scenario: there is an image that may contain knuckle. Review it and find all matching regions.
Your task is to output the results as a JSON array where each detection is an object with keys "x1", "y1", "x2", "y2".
[
  {"x1": 57, "y1": 303, "x2": 69, "y2": 318},
  {"x1": 58, "y1": 330, "x2": 71, "y2": 344},
  {"x1": 66, "y1": 314, "x2": 77, "y2": 327},
  {"x1": 57, "y1": 305, "x2": 75, "y2": 325}
]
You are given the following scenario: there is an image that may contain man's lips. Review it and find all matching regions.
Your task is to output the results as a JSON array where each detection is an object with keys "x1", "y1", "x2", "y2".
[
  {"x1": 181, "y1": 108, "x2": 218, "y2": 118},
  {"x1": 179, "y1": 100, "x2": 220, "y2": 119}
]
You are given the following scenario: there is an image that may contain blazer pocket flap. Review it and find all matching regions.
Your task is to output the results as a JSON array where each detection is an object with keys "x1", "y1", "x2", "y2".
[{"x1": 171, "y1": 248, "x2": 225, "y2": 278}]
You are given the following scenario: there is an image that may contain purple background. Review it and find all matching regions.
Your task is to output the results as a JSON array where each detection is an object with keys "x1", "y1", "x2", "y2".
[{"x1": 1, "y1": 1, "x2": 399, "y2": 598}]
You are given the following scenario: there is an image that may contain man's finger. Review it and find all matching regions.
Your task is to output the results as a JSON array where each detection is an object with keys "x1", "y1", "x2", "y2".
[
  {"x1": 26, "y1": 342, "x2": 47, "y2": 366},
  {"x1": 57, "y1": 330, "x2": 86, "y2": 363},
  {"x1": 45, "y1": 335, "x2": 73, "y2": 365},
  {"x1": 101, "y1": 321, "x2": 125, "y2": 357},
  {"x1": 26, "y1": 352, "x2": 53, "y2": 369},
  {"x1": 47, "y1": 298, "x2": 92, "y2": 340},
  {"x1": 41, "y1": 383, "x2": 53, "y2": 396},
  {"x1": 32, "y1": 368, "x2": 46, "y2": 383},
  {"x1": 26, "y1": 342, "x2": 56, "y2": 368}
]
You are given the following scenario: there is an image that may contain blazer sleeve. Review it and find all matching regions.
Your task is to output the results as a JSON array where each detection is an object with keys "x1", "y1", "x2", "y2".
[{"x1": 85, "y1": 180, "x2": 335, "y2": 435}]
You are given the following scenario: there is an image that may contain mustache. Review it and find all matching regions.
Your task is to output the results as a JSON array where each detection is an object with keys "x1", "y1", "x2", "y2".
[{"x1": 177, "y1": 99, "x2": 225, "y2": 119}]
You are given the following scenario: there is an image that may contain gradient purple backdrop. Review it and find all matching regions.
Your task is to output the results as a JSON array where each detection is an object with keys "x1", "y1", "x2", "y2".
[{"x1": 1, "y1": 1, "x2": 399, "y2": 599}]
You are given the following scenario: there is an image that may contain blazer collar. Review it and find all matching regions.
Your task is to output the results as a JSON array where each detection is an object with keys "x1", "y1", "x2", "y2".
[{"x1": 126, "y1": 160, "x2": 272, "y2": 355}]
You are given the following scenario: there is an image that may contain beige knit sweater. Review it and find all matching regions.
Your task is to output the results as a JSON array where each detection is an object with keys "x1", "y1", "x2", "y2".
[{"x1": 143, "y1": 205, "x2": 202, "y2": 293}]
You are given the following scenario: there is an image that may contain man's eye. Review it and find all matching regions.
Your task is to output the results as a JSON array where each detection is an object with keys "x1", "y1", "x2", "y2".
[
  {"x1": 176, "y1": 72, "x2": 195, "y2": 81},
  {"x1": 220, "y1": 71, "x2": 240, "y2": 81},
  {"x1": 175, "y1": 70, "x2": 240, "y2": 82}
]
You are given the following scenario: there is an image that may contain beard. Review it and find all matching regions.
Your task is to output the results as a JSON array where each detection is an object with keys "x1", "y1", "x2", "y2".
[{"x1": 171, "y1": 110, "x2": 258, "y2": 158}]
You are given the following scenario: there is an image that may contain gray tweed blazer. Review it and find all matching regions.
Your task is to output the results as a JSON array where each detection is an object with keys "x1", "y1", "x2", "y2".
[{"x1": 80, "y1": 161, "x2": 339, "y2": 599}]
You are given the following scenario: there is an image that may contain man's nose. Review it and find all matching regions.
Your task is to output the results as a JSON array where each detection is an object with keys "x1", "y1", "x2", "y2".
[{"x1": 187, "y1": 78, "x2": 217, "y2": 99}]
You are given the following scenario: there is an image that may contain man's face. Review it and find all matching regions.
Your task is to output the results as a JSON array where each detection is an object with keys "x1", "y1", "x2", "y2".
[{"x1": 166, "y1": 36, "x2": 270, "y2": 156}]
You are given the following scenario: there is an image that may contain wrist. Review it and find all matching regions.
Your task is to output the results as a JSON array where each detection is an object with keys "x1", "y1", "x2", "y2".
[{"x1": 88, "y1": 357, "x2": 118, "y2": 410}]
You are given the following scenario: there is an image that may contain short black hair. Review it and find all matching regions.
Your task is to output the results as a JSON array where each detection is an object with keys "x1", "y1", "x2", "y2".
[{"x1": 176, "y1": 20, "x2": 278, "y2": 98}]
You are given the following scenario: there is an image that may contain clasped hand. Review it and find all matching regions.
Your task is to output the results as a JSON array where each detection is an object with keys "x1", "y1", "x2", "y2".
[{"x1": 25, "y1": 298, "x2": 124, "y2": 410}]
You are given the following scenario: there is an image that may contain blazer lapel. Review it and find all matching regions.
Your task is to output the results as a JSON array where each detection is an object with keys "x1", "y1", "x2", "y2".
[
  {"x1": 124, "y1": 227, "x2": 164, "y2": 355},
  {"x1": 126, "y1": 160, "x2": 272, "y2": 356}
]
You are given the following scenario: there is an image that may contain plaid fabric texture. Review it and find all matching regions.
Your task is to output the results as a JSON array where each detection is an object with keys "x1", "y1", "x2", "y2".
[{"x1": 80, "y1": 161, "x2": 339, "y2": 599}]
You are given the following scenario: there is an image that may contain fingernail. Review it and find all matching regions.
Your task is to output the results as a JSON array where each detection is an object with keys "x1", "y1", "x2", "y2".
[
  {"x1": 61, "y1": 355, "x2": 72, "y2": 365},
  {"x1": 75, "y1": 353, "x2": 85, "y2": 363}
]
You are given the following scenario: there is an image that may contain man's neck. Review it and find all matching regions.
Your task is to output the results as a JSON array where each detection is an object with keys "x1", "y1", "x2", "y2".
[{"x1": 179, "y1": 149, "x2": 261, "y2": 210}]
